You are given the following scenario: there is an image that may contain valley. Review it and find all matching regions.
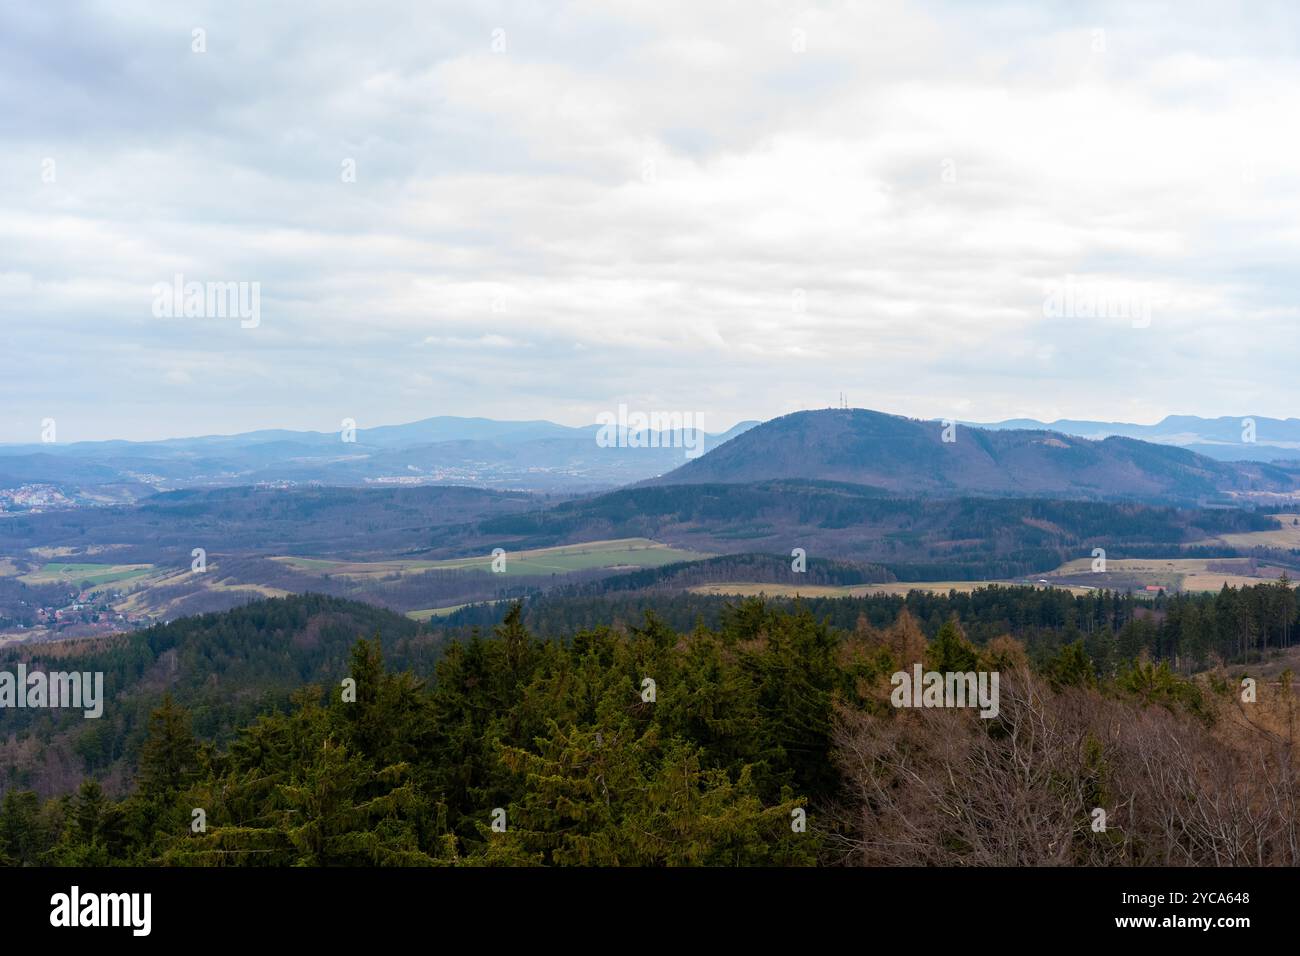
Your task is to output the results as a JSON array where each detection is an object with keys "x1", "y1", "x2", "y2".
[{"x1": 5, "y1": 409, "x2": 1300, "y2": 647}]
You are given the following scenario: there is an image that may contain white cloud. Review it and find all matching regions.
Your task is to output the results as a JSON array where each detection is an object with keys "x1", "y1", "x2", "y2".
[{"x1": 2, "y1": 0, "x2": 1299, "y2": 440}]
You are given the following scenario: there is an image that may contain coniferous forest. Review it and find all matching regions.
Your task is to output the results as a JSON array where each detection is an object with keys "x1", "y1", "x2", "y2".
[{"x1": 4, "y1": 585, "x2": 1299, "y2": 867}]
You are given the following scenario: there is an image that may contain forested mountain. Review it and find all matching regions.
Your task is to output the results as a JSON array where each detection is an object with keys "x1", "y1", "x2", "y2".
[
  {"x1": 0, "y1": 485, "x2": 541, "y2": 562},
  {"x1": 555, "y1": 552, "x2": 897, "y2": 594},
  {"x1": 6, "y1": 481, "x2": 1276, "y2": 591},
  {"x1": 0, "y1": 595, "x2": 438, "y2": 796},
  {"x1": 649, "y1": 409, "x2": 1300, "y2": 503},
  {"x1": 477, "y1": 481, "x2": 1278, "y2": 578},
  {"x1": 0, "y1": 416, "x2": 758, "y2": 497}
]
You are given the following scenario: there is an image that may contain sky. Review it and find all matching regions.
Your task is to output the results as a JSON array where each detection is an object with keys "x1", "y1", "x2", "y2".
[{"x1": 3, "y1": 0, "x2": 1300, "y2": 442}]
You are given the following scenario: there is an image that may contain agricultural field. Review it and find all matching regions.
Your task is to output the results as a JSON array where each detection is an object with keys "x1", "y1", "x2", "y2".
[
  {"x1": 0, "y1": 538, "x2": 718, "y2": 635},
  {"x1": 273, "y1": 538, "x2": 713, "y2": 579},
  {"x1": 406, "y1": 602, "x2": 502, "y2": 622},
  {"x1": 1203, "y1": 513, "x2": 1300, "y2": 550},
  {"x1": 685, "y1": 558, "x2": 1295, "y2": 599},
  {"x1": 1041, "y1": 556, "x2": 1293, "y2": 593},
  {"x1": 27, "y1": 544, "x2": 131, "y2": 558},
  {"x1": 111, "y1": 567, "x2": 292, "y2": 618},
  {"x1": 19, "y1": 562, "x2": 155, "y2": 587},
  {"x1": 689, "y1": 580, "x2": 1094, "y2": 599}
]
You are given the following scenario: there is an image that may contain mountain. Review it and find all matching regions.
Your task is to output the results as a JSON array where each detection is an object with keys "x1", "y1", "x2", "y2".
[
  {"x1": 0, "y1": 416, "x2": 759, "y2": 499},
  {"x1": 646, "y1": 408, "x2": 1300, "y2": 504},
  {"x1": 974, "y1": 414, "x2": 1300, "y2": 462},
  {"x1": 6, "y1": 406, "x2": 1297, "y2": 507}
]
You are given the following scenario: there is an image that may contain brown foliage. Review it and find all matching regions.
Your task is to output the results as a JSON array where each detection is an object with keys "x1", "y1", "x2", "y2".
[
  {"x1": 829, "y1": 665, "x2": 1300, "y2": 866},
  {"x1": 883, "y1": 608, "x2": 927, "y2": 669}
]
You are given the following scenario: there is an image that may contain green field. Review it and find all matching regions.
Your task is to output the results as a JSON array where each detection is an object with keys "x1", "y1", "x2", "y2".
[
  {"x1": 20, "y1": 562, "x2": 155, "y2": 587},
  {"x1": 275, "y1": 538, "x2": 713, "y2": 579},
  {"x1": 406, "y1": 603, "x2": 482, "y2": 622},
  {"x1": 278, "y1": 557, "x2": 338, "y2": 572}
]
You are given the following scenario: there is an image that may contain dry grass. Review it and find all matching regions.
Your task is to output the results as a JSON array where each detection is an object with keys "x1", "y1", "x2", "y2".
[
  {"x1": 1045, "y1": 556, "x2": 1293, "y2": 593},
  {"x1": 1208, "y1": 514, "x2": 1300, "y2": 549},
  {"x1": 689, "y1": 580, "x2": 1093, "y2": 599}
]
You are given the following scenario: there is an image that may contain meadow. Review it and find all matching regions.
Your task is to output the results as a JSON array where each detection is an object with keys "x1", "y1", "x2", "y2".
[{"x1": 273, "y1": 538, "x2": 713, "y2": 579}]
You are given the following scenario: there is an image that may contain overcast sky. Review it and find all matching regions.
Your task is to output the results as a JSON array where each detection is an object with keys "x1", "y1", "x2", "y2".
[{"x1": 3, "y1": 1, "x2": 1299, "y2": 441}]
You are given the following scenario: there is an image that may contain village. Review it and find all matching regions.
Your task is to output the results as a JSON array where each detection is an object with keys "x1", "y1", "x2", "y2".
[
  {"x1": 0, "y1": 584, "x2": 152, "y2": 644},
  {"x1": 0, "y1": 484, "x2": 76, "y2": 513}
]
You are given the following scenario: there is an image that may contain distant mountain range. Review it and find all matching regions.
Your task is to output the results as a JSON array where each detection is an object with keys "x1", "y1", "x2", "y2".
[
  {"x1": 5, "y1": 408, "x2": 1300, "y2": 508},
  {"x1": 649, "y1": 409, "x2": 1300, "y2": 504},
  {"x1": 0, "y1": 416, "x2": 758, "y2": 500},
  {"x1": 972, "y1": 414, "x2": 1300, "y2": 462}
]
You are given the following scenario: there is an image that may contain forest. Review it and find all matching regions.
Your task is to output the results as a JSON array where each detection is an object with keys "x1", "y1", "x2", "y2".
[{"x1": 2, "y1": 584, "x2": 1299, "y2": 866}]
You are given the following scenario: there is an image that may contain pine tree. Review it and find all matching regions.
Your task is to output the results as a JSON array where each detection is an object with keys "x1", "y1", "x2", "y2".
[
  {"x1": 925, "y1": 617, "x2": 978, "y2": 673},
  {"x1": 138, "y1": 694, "x2": 200, "y2": 795},
  {"x1": 496, "y1": 722, "x2": 814, "y2": 866},
  {"x1": 74, "y1": 778, "x2": 105, "y2": 845},
  {"x1": 1046, "y1": 640, "x2": 1097, "y2": 689},
  {"x1": 0, "y1": 790, "x2": 41, "y2": 866}
]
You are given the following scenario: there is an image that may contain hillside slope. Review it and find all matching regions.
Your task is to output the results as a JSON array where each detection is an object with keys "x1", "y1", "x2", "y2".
[
  {"x1": 0, "y1": 594, "x2": 437, "y2": 796},
  {"x1": 647, "y1": 409, "x2": 1300, "y2": 503}
]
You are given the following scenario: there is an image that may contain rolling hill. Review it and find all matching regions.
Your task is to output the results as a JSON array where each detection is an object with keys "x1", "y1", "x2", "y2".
[
  {"x1": 975, "y1": 413, "x2": 1300, "y2": 462},
  {"x1": 0, "y1": 415, "x2": 759, "y2": 497},
  {"x1": 647, "y1": 408, "x2": 1300, "y2": 504}
]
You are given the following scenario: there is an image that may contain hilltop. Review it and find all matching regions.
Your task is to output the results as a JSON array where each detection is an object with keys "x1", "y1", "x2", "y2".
[{"x1": 647, "y1": 408, "x2": 1300, "y2": 504}]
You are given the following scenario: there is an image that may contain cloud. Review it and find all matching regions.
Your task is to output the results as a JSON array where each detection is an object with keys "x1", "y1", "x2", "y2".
[{"x1": 2, "y1": 0, "x2": 1300, "y2": 440}]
